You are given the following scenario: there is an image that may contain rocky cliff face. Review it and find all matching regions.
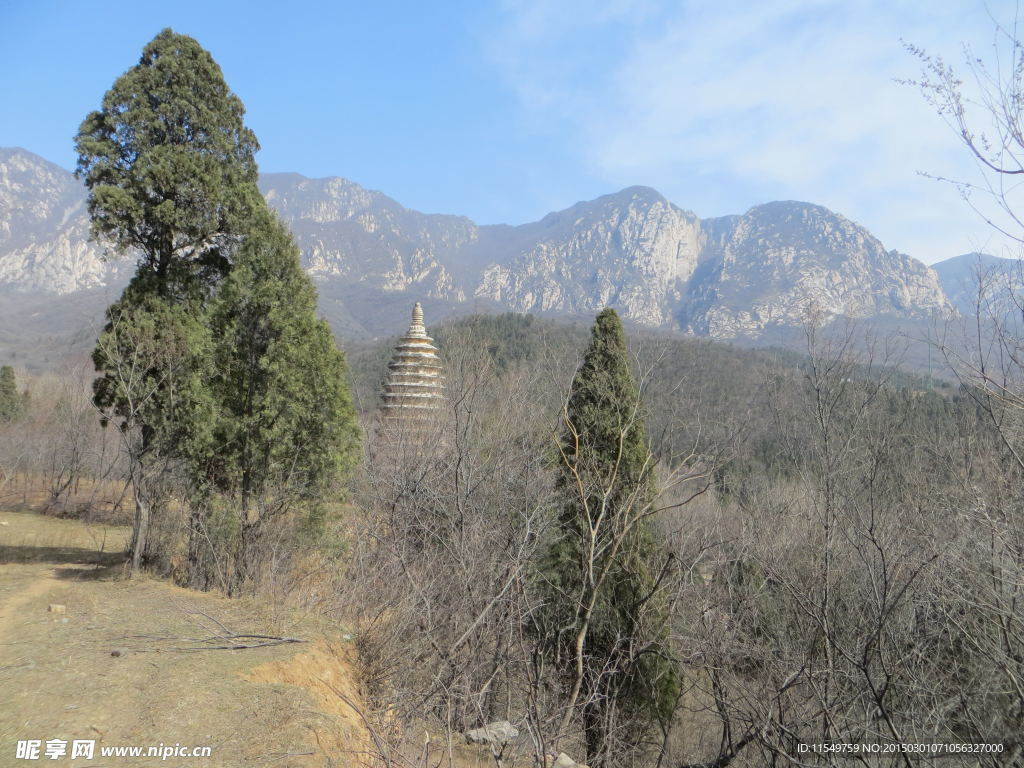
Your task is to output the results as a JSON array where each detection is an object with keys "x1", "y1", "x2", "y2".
[
  {"x1": 259, "y1": 173, "x2": 474, "y2": 300},
  {"x1": 472, "y1": 187, "x2": 704, "y2": 327},
  {"x1": 0, "y1": 147, "x2": 955, "y2": 339},
  {"x1": 685, "y1": 202, "x2": 951, "y2": 336},
  {"x1": 0, "y1": 148, "x2": 126, "y2": 293}
]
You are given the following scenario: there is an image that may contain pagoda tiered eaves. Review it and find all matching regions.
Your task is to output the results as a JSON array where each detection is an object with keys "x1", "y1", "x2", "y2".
[{"x1": 380, "y1": 302, "x2": 446, "y2": 423}]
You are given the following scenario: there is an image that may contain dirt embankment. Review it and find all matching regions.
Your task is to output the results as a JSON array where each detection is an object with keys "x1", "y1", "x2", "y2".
[{"x1": 0, "y1": 509, "x2": 370, "y2": 768}]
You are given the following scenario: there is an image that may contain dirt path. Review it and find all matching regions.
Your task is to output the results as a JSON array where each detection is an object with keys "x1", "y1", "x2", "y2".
[
  {"x1": 0, "y1": 511, "x2": 126, "y2": 650},
  {"x1": 0, "y1": 565, "x2": 61, "y2": 645},
  {"x1": 0, "y1": 509, "x2": 369, "y2": 768}
]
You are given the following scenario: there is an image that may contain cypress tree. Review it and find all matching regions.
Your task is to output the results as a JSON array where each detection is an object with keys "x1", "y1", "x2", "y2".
[
  {"x1": 542, "y1": 308, "x2": 678, "y2": 766},
  {"x1": 0, "y1": 366, "x2": 21, "y2": 421},
  {"x1": 196, "y1": 209, "x2": 361, "y2": 591},
  {"x1": 75, "y1": 28, "x2": 261, "y2": 298},
  {"x1": 76, "y1": 28, "x2": 261, "y2": 574},
  {"x1": 77, "y1": 29, "x2": 360, "y2": 584},
  {"x1": 90, "y1": 288, "x2": 216, "y2": 575}
]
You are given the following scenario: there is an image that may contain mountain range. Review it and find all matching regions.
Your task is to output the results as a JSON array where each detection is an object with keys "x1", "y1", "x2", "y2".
[{"x1": 0, "y1": 145, "x2": 1005, "y2": 361}]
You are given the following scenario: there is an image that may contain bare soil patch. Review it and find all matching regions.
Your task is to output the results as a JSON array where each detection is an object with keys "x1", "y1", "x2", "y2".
[{"x1": 0, "y1": 509, "x2": 370, "y2": 768}]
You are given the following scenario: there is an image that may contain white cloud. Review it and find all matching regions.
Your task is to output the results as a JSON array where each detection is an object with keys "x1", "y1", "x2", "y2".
[{"x1": 487, "y1": 0, "x2": 1023, "y2": 263}]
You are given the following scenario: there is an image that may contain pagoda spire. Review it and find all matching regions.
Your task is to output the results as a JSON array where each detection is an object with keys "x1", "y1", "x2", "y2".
[{"x1": 408, "y1": 302, "x2": 427, "y2": 338}]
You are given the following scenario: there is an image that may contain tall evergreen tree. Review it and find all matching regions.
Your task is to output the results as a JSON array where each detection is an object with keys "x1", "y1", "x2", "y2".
[
  {"x1": 75, "y1": 29, "x2": 261, "y2": 574},
  {"x1": 75, "y1": 28, "x2": 261, "y2": 298},
  {"x1": 0, "y1": 366, "x2": 22, "y2": 421},
  {"x1": 541, "y1": 308, "x2": 678, "y2": 767},
  {"x1": 194, "y1": 209, "x2": 361, "y2": 591}
]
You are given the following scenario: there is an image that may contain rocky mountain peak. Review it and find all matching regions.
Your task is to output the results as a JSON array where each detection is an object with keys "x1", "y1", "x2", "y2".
[
  {"x1": 605, "y1": 185, "x2": 667, "y2": 206},
  {"x1": 732, "y1": 201, "x2": 878, "y2": 258},
  {"x1": 0, "y1": 149, "x2": 130, "y2": 294},
  {"x1": 534, "y1": 185, "x2": 671, "y2": 230},
  {"x1": 932, "y1": 251, "x2": 1024, "y2": 315},
  {"x1": 261, "y1": 173, "x2": 397, "y2": 224},
  {"x1": 685, "y1": 200, "x2": 952, "y2": 337}
]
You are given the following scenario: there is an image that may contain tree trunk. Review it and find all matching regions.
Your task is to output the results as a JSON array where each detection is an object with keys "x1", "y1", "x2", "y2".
[
  {"x1": 583, "y1": 701, "x2": 605, "y2": 768},
  {"x1": 186, "y1": 506, "x2": 207, "y2": 590},
  {"x1": 234, "y1": 518, "x2": 260, "y2": 594},
  {"x1": 128, "y1": 474, "x2": 149, "y2": 577}
]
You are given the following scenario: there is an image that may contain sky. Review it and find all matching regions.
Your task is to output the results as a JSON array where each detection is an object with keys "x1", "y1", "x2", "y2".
[{"x1": 0, "y1": 0, "x2": 1020, "y2": 264}]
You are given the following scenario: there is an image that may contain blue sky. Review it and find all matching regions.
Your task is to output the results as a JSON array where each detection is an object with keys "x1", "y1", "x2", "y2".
[{"x1": 0, "y1": 0, "x2": 1019, "y2": 263}]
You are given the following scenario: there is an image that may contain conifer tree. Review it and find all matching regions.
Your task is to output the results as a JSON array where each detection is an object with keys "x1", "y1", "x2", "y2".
[
  {"x1": 195, "y1": 209, "x2": 361, "y2": 590},
  {"x1": 76, "y1": 28, "x2": 261, "y2": 574},
  {"x1": 91, "y1": 295, "x2": 215, "y2": 574},
  {"x1": 542, "y1": 308, "x2": 678, "y2": 766},
  {"x1": 0, "y1": 366, "x2": 22, "y2": 421},
  {"x1": 75, "y1": 28, "x2": 260, "y2": 298}
]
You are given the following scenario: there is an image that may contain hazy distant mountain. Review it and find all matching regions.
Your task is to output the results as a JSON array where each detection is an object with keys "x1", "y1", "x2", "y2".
[
  {"x1": 0, "y1": 146, "x2": 955, "y2": 348},
  {"x1": 932, "y1": 252, "x2": 1024, "y2": 316}
]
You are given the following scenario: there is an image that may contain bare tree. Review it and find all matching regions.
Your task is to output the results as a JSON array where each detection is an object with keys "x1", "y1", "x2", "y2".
[
  {"x1": 904, "y1": 10, "x2": 1024, "y2": 245},
  {"x1": 659, "y1": 319, "x2": 972, "y2": 767},
  {"x1": 342, "y1": 321, "x2": 562, "y2": 766}
]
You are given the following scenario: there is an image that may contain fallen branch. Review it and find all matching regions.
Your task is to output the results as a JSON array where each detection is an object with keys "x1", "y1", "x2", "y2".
[{"x1": 119, "y1": 632, "x2": 306, "y2": 653}]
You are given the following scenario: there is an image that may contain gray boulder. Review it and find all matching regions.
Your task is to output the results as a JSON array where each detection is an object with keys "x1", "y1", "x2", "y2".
[{"x1": 464, "y1": 720, "x2": 519, "y2": 746}]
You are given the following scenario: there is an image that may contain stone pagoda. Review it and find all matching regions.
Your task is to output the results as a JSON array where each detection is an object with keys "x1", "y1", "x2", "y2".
[{"x1": 379, "y1": 302, "x2": 445, "y2": 431}]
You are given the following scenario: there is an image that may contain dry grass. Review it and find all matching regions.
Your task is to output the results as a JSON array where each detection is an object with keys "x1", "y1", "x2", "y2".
[
  {"x1": 244, "y1": 639, "x2": 371, "y2": 764},
  {"x1": 0, "y1": 508, "x2": 373, "y2": 768},
  {"x1": 0, "y1": 475, "x2": 132, "y2": 526},
  {"x1": 0, "y1": 508, "x2": 129, "y2": 563}
]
